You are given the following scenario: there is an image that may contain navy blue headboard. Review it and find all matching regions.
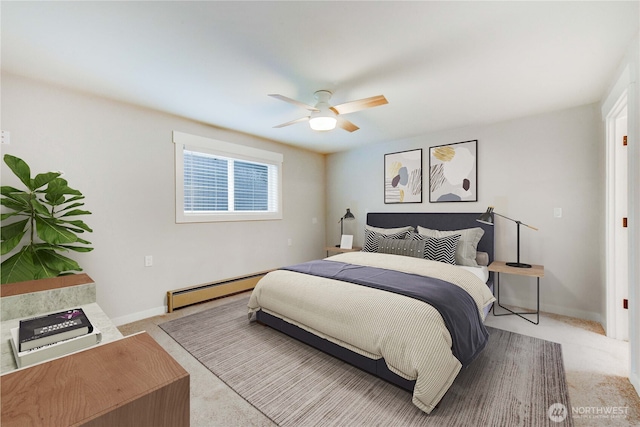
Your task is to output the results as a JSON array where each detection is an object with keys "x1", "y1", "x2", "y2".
[{"x1": 366, "y1": 212, "x2": 494, "y2": 265}]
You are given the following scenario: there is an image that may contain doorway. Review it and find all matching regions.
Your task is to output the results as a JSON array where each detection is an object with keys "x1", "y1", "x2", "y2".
[{"x1": 605, "y1": 90, "x2": 629, "y2": 341}]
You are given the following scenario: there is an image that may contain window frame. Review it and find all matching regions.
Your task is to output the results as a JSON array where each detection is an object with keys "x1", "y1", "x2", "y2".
[{"x1": 173, "y1": 131, "x2": 283, "y2": 223}]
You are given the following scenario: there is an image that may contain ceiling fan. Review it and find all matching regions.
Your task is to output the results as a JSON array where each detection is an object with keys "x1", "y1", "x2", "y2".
[{"x1": 269, "y1": 90, "x2": 388, "y2": 132}]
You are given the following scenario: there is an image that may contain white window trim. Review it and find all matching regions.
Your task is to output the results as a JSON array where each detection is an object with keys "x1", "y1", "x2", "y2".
[{"x1": 173, "y1": 131, "x2": 283, "y2": 223}]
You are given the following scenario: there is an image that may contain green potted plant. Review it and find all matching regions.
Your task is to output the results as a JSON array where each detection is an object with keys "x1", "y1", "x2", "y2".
[{"x1": 1, "y1": 154, "x2": 93, "y2": 284}]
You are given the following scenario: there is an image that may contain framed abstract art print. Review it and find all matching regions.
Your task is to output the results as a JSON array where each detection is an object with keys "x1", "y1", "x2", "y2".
[
  {"x1": 384, "y1": 149, "x2": 422, "y2": 204},
  {"x1": 429, "y1": 140, "x2": 477, "y2": 203}
]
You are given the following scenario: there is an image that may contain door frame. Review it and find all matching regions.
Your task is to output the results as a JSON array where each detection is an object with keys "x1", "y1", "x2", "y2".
[{"x1": 605, "y1": 90, "x2": 628, "y2": 340}]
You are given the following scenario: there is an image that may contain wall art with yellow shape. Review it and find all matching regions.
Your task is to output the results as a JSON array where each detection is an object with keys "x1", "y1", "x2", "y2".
[
  {"x1": 429, "y1": 140, "x2": 477, "y2": 202},
  {"x1": 384, "y1": 149, "x2": 422, "y2": 204}
]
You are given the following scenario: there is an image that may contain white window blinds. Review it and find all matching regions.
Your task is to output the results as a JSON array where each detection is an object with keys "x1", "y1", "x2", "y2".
[
  {"x1": 183, "y1": 150, "x2": 229, "y2": 212},
  {"x1": 174, "y1": 131, "x2": 283, "y2": 223}
]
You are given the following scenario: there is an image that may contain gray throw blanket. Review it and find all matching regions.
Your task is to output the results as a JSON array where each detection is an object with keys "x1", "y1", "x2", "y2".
[{"x1": 282, "y1": 259, "x2": 489, "y2": 367}]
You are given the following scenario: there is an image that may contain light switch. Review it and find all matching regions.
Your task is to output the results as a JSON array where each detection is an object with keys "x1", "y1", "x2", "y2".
[{"x1": 554, "y1": 208, "x2": 562, "y2": 218}]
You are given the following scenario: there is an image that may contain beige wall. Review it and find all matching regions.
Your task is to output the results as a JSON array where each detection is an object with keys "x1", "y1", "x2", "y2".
[
  {"x1": 326, "y1": 104, "x2": 605, "y2": 322},
  {"x1": 1, "y1": 73, "x2": 327, "y2": 324},
  {"x1": 0, "y1": 71, "x2": 621, "y2": 327}
]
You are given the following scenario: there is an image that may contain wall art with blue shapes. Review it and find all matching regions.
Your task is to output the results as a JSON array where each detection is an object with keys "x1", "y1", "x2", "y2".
[
  {"x1": 429, "y1": 140, "x2": 477, "y2": 203},
  {"x1": 384, "y1": 149, "x2": 422, "y2": 204}
]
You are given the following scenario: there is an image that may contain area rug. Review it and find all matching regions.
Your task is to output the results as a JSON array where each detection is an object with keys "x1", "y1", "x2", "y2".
[{"x1": 160, "y1": 298, "x2": 573, "y2": 426}]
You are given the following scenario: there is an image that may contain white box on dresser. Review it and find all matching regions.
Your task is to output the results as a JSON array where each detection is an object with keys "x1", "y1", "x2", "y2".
[{"x1": 0, "y1": 274, "x2": 123, "y2": 374}]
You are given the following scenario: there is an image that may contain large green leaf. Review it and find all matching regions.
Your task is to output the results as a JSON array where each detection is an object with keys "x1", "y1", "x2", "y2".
[
  {"x1": 32, "y1": 248, "x2": 81, "y2": 276},
  {"x1": 0, "y1": 196, "x2": 29, "y2": 212},
  {"x1": 63, "y1": 195, "x2": 85, "y2": 204},
  {"x1": 0, "y1": 248, "x2": 36, "y2": 284},
  {"x1": 58, "y1": 245, "x2": 94, "y2": 253},
  {"x1": 61, "y1": 227, "x2": 86, "y2": 235},
  {"x1": 1, "y1": 219, "x2": 29, "y2": 255},
  {"x1": 1, "y1": 229, "x2": 27, "y2": 255},
  {"x1": 3, "y1": 155, "x2": 32, "y2": 190},
  {"x1": 0, "y1": 186, "x2": 25, "y2": 195},
  {"x1": 1, "y1": 218, "x2": 29, "y2": 240},
  {"x1": 33, "y1": 172, "x2": 62, "y2": 190},
  {"x1": 72, "y1": 237, "x2": 92, "y2": 245},
  {"x1": 58, "y1": 202, "x2": 85, "y2": 213},
  {"x1": 1, "y1": 212, "x2": 22, "y2": 221},
  {"x1": 45, "y1": 178, "x2": 82, "y2": 205},
  {"x1": 30, "y1": 197, "x2": 52, "y2": 216},
  {"x1": 61, "y1": 209, "x2": 92, "y2": 217},
  {"x1": 35, "y1": 216, "x2": 77, "y2": 244},
  {"x1": 0, "y1": 190, "x2": 31, "y2": 203},
  {"x1": 59, "y1": 219, "x2": 93, "y2": 233}
]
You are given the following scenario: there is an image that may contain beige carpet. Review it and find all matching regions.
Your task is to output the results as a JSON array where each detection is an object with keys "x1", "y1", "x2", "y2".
[{"x1": 160, "y1": 297, "x2": 573, "y2": 426}]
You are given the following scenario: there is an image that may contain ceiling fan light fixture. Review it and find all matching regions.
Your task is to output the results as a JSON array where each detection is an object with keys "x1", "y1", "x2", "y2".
[
  {"x1": 270, "y1": 89, "x2": 385, "y2": 133},
  {"x1": 309, "y1": 112, "x2": 337, "y2": 131}
]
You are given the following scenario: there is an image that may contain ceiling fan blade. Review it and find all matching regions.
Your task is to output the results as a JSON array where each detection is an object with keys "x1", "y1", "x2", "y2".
[
  {"x1": 337, "y1": 117, "x2": 359, "y2": 132},
  {"x1": 273, "y1": 116, "x2": 310, "y2": 128},
  {"x1": 268, "y1": 94, "x2": 320, "y2": 112},
  {"x1": 331, "y1": 95, "x2": 388, "y2": 115}
]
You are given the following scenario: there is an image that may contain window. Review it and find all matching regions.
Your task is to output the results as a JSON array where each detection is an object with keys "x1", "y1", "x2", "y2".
[{"x1": 174, "y1": 131, "x2": 282, "y2": 223}]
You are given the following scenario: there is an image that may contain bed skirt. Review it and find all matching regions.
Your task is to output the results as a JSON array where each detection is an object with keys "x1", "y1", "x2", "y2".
[{"x1": 255, "y1": 310, "x2": 416, "y2": 392}]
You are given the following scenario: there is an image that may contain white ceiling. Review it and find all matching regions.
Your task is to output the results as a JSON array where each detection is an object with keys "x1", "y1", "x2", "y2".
[{"x1": 2, "y1": 1, "x2": 638, "y2": 154}]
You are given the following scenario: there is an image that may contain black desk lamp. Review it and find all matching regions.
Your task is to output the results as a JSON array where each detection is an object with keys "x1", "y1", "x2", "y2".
[
  {"x1": 477, "y1": 206, "x2": 538, "y2": 268},
  {"x1": 337, "y1": 208, "x2": 355, "y2": 246}
]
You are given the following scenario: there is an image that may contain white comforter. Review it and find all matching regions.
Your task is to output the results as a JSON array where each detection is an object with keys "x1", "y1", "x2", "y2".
[{"x1": 247, "y1": 252, "x2": 495, "y2": 413}]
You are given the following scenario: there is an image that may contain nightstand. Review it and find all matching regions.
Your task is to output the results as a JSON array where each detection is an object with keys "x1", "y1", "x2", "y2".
[
  {"x1": 325, "y1": 246, "x2": 362, "y2": 257},
  {"x1": 488, "y1": 261, "x2": 545, "y2": 325}
]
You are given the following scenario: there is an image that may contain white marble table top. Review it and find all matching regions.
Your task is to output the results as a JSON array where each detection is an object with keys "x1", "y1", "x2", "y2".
[{"x1": 1, "y1": 303, "x2": 123, "y2": 374}]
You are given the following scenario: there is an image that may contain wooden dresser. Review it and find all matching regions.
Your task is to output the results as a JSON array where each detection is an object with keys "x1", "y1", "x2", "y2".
[
  {"x1": 0, "y1": 275, "x2": 189, "y2": 426},
  {"x1": 1, "y1": 332, "x2": 190, "y2": 427}
]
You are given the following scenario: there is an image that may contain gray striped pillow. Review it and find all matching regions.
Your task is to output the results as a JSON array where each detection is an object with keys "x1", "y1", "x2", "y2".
[{"x1": 377, "y1": 237, "x2": 426, "y2": 259}]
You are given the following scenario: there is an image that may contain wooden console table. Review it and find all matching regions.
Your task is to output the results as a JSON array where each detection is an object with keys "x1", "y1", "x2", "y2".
[{"x1": 1, "y1": 332, "x2": 190, "y2": 427}]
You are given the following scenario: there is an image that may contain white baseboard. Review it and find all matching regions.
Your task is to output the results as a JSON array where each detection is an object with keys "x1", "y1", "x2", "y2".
[
  {"x1": 111, "y1": 305, "x2": 166, "y2": 327},
  {"x1": 498, "y1": 296, "x2": 602, "y2": 324}
]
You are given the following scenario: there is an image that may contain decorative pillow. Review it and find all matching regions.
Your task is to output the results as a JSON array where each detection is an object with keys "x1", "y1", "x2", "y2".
[
  {"x1": 377, "y1": 237, "x2": 426, "y2": 259},
  {"x1": 364, "y1": 225, "x2": 414, "y2": 235},
  {"x1": 408, "y1": 232, "x2": 460, "y2": 264},
  {"x1": 475, "y1": 251, "x2": 490, "y2": 267},
  {"x1": 362, "y1": 225, "x2": 413, "y2": 253},
  {"x1": 416, "y1": 226, "x2": 485, "y2": 267}
]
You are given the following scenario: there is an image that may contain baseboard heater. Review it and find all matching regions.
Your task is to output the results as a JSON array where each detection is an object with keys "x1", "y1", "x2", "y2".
[{"x1": 167, "y1": 270, "x2": 271, "y2": 312}]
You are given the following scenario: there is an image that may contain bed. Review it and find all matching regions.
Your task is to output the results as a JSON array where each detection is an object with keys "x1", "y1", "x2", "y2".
[{"x1": 247, "y1": 212, "x2": 495, "y2": 414}]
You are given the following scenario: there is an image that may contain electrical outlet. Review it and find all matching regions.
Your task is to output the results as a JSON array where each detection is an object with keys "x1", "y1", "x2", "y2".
[
  {"x1": 1, "y1": 130, "x2": 10, "y2": 145},
  {"x1": 144, "y1": 255, "x2": 153, "y2": 267}
]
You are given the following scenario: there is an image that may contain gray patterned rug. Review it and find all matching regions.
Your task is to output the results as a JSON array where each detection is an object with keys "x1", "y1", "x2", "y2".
[{"x1": 160, "y1": 297, "x2": 573, "y2": 426}]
